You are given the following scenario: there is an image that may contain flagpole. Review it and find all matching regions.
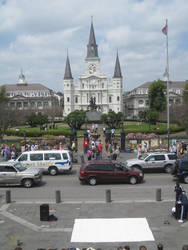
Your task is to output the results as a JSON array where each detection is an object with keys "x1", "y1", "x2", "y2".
[{"x1": 166, "y1": 19, "x2": 170, "y2": 151}]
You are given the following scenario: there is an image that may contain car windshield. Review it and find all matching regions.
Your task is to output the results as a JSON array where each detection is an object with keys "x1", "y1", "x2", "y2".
[
  {"x1": 120, "y1": 162, "x2": 132, "y2": 171},
  {"x1": 14, "y1": 163, "x2": 27, "y2": 172},
  {"x1": 138, "y1": 154, "x2": 148, "y2": 160}
]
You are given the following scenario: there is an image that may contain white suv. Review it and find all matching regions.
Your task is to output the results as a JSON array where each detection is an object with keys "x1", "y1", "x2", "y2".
[{"x1": 125, "y1": 152, "x2": 177, "y2": 173}]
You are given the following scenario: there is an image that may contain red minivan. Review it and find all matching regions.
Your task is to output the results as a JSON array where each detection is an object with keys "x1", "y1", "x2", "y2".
[{"x1": 79, "y1": 160, "x2": 144, "y2": 185}]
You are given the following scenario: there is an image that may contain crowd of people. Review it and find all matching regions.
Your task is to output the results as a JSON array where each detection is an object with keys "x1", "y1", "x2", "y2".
[
  {"x1": 0, "y1": 144, "x2": 18, "y2": 161},
  {"x1": 83, "y1": 123, "x2": 120, "y2": 161}
]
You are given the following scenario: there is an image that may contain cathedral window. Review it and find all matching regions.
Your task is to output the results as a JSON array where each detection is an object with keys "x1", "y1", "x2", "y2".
[
  {"x1": 109, "y1": 96, "x2": 112, "y2": 103},
  {"x1": 82, "y1": 84, "x2": 84, "y2": 88},
  {"x1": 102, "y1": 83, "x2": 104, "y2": 88},
  {"x1": 75, "y1": 96, "x2": 78, "y2": 103},
  {"x1": 67, "y1": 97, "x2": 70, "y2": 102},
  {"x1": 117, "y1": 96, "x2": 120, "y2": 101}
]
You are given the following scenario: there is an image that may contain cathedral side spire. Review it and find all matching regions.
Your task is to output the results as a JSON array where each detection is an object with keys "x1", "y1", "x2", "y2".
[
  {"x1": 86, "y1": 19, "x2": 98, "y2": 58},
  {"x1": 113, "y1": 52, "x2": 122, "y2": 78},
  {"x1": 64, "y1": 54, "x2": 73, "y2": 79}
]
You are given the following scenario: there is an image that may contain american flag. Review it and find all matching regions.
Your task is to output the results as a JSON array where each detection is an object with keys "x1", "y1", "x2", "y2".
[{"x1": 162, "y1": 24, "x2": 167, "y2": 35}]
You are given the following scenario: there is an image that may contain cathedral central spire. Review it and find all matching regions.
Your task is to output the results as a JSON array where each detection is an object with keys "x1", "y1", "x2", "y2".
[{"x1": 86, "y1": 19, "x2": 99, "y2": 58}]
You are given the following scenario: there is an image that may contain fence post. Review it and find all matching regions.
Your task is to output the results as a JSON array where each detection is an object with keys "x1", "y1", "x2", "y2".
[
  {"x1": 106, "y1": 189, "x2": 111, "y2": 203},
  {"x1": 55, "y1": 190, "x2": 61, "y2": 203},
  {"x1": 6, "y1": 190, "x2": 11, "y2": 203},
  {"x1": 156, "y1": 188, "x2": 162, "y2": 201}
]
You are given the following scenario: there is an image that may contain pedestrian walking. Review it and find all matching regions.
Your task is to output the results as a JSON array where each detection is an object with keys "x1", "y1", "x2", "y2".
[{"x1": 174, "y1": 180, "x2": 184, "y2": 202}]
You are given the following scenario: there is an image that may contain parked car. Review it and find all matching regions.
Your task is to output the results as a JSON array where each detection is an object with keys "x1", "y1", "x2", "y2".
[
  {"x1": 11, "y1": 150, "x2": 72, "y2": 176},
  {"x1": 172, "y1": 158, "x2": 188, "y2": 183},
  {"x1": 0, "y1": 162, "x2": 42, "y2": 188},
  {"x1": 124, "y1": 152, "x2": 177, "y2": 173},
  {"x1": 79, "y1": 160, "x2": 144, "y2": 185}
]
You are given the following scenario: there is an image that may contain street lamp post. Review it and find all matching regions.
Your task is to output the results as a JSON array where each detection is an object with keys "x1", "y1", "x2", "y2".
[
  {"x1": 120, "y1": 116, "x2": 125, "y2": 152},
  {"x1": 24, "y1": 130, "x2": 26, "y2": 147},
  {"x1": 164, "y1": 70, "x2": 170, "y2": 151}
]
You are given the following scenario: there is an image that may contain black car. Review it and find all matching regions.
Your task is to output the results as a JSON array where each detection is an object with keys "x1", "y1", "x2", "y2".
[{"x1": 172, "y1": 158, "x2": 188, "y2": 183}]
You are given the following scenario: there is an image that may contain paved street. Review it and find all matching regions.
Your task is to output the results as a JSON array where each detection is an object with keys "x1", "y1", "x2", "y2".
[{"x1": 0, "y1": 152, "x2": 188, "y2": 250}]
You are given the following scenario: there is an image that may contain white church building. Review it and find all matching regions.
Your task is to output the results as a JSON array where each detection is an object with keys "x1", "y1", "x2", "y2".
[{"x1": 63, "y1": 21, "x2": 123, "y2": 116}]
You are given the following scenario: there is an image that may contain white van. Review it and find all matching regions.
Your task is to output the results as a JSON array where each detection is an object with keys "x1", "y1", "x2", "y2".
[{"x1": 14, "y1": 150, "x2": 72, "y2": 176}]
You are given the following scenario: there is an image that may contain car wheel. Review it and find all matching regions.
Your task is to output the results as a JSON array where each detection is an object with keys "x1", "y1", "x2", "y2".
[
  {"x1": 129, "y1": 176, "x2": 137, "y2": 185},
  {"x1": 89, "y1": 177, "x2": 97, "y2": 186},
  {"x1": 49, "y1": 167, "x2": 58, "y2": 176},
  {"x1": 23, "y1": 179, "x2": 33, "y2": 188},
  {"x1": 164, "y1": 165, "x2": 173, "y2": 173},
  {"x1": 184, "y1": 176, "x2": 188, "y2": 184}
]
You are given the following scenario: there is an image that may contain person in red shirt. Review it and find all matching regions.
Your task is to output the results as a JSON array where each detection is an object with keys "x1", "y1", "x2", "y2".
[
  {"x1": 83, "y1": 139, "x2": 89, "y2": 154},
  {"x1": 97, "y1": 141, "x2": 103, "y2": 159}
]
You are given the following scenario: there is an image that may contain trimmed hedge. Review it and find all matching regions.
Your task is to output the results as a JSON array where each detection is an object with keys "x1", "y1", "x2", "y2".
[
  {"x1": 123, "y1": 125, "x2": 184, "y2": 135},
  {"x1": 5, "y1": 128, "x2": 71, "y2": 137},
  {"x1": 5, "y1": 124, "x2": 185, "y2": 138}
]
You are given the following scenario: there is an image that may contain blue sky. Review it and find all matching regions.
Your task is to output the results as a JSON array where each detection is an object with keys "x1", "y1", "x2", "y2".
[{"x1": 0, "y1": 0, "x2": 188, "y2": 92}]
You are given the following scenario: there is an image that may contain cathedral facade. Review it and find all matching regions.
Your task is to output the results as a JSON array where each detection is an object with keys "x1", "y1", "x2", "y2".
[{"x1": 63, "y1": 21, "x2": 123, "y2": 116}]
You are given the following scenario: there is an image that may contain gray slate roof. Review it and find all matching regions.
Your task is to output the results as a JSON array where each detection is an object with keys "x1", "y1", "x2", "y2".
[
  {"x1": 132, "y1": 81, "x2": 186, "y2": 91},
  {"x1": 4, "y1": 83, "x2": 52, "y2": 92},
  {"x1": 64, "y1": 55, "x2": 73, "y2": 80},
  {"x1": 113, "y1": 52, "x2": 122, "y2": 78},
  {"x1": 87, "y1": 21, "x2": 99, "y2": 58}
]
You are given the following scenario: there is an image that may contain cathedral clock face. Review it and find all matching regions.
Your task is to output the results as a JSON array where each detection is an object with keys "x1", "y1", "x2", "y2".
[{"x1": 88, "y1": 64, "x2": 96, "y2": 74}]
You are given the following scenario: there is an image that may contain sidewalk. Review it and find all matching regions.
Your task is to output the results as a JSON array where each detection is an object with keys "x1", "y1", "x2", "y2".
[{"x1": 0, "y1": 199, "x2": 188, "y2": 250}]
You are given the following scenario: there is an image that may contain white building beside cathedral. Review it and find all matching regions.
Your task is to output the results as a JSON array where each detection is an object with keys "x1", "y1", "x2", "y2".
[{"x1": 63, "y1": 21, "x2": 123, "y2": 116}]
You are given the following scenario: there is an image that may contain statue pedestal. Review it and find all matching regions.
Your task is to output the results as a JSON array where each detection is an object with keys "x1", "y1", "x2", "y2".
[{"x1": 86, "y1": 110, "x2": 102, "y2": 121}]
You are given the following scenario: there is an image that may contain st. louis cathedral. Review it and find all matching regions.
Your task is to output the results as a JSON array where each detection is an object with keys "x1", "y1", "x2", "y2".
[{"x1": 63, "y1": 21, "x2": 123, "y2": 116}]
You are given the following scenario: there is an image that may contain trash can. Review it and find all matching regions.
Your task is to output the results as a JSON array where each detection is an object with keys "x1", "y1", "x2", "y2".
[{"x1": 40, "y1": 204, "x2": 49, "y2": 221}]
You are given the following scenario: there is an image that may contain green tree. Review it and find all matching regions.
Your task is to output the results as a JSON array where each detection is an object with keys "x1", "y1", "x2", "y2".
[
  {"x1": 139, "y1": 109, "x2": 159, "y2": 125},
  {"x1": 101, "y1": 111, "x2": 124, "y2": 128},
  {"x1": 148, "y1": 80, "x2": 166, "y2": 112},
  {"x1": 26, "y1": 113, "x2": 48, "y2": 127},
  {"x1": 183, "y1": 81, "x2": 188, "y2": 103},
  {"x1": 0, "y1": 86, "x2": 10, "y2": 139},
  {"x1": 65, "y1": 110, "x2": 86, "y2": 130},
  {"x1": 0, "y1": 86, "x2": 8, "y2": 103}
]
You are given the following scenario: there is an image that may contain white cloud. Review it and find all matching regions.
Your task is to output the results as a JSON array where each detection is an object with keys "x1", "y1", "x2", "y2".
[{"x1": 0, "y1": 0, "x2": 188, "y2": 91}]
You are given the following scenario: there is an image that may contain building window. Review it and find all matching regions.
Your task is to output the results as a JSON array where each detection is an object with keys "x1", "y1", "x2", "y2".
[
  {"x1": 138, "y1": 100, "x2": 144, "y2": 104},
  {"x1": 117, "y1": 96, "x2": 120, "y2": 101},
  {"x1": 23, "y1": 102, "x2": 28, "y2": 108},
  {"x1": 75, "y1": 96, "x2": 78, "y2": 103},
  {"x1": 17, "y1": 102, "x2": 22, "y2": 108},
  {"x1": 102, "y1": 83, "x2": 104, "y2": 88},
  {"x1": 67, "y1": 97, "x2": 70, "y2": 102},
  {"x1": 37, "y1": 102, "x2": 42, "y2": 107},
  {"x1": 82, "y1": 84, "x2": 84, "y2": 89},
  {"x1": 109, "y1": 96, "x2": 112, "y2": 103},
  {"x1": 10, "y1": 102, "x2": 15, "y2": 107},
  {"x1": 31, "y1": 102, "x2": 35, "y2": 107},
  {"x1": 175, "y1": 99, "x2": 181, "y2": 104},
  {"x1": 44, "y1": 102, "x2": 49, "y2": 107}
]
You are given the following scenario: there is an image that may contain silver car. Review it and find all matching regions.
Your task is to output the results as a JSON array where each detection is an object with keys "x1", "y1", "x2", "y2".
[
  {"x1": 125, "y1": 152, "x2": 177, "y2": 173},
  {"x1": 0, "y1": 162, "x2": 42, "y2": 188}
]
